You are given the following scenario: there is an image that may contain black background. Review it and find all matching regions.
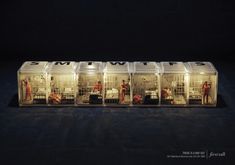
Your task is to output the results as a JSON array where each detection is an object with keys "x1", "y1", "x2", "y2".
[
  {"x1": 1, "y1": 0, "x2": 235, "y2": 62},
  {"x1": 1, "y1": 1, "x2": 235, "y2": 165}
]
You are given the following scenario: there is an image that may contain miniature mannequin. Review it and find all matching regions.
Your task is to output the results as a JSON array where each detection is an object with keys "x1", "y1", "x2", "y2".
[
  {"x1": 49, "y1": 89, "x2": 61, "y2": 104},
  {"x1": 202, "y1": 81, "x2": 211, "y2": 104},
  {"x1": 120, "y1": 80, "x2": 127, "y2": 104},
  {"x1": 93, "y1": 81, "x2": 102, "y2": 94},
  {"x1": 126, "y1": 78, "x2": 131, "y2": 91},
  {"x1": 133, "y1": 94, "x2": 142, "y2": 104},
  {"x1": 161, "y1": 87, "x2": 171, "y2": 99},
  {"x1": 24, "y1": 78, "x2": 32, "y2": 101}
]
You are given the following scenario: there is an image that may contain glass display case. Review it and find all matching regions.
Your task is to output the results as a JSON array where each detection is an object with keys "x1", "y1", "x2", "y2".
[
  {"x1": 47, "y1": 61, "x2": 77, "y2": 105},
  {"x1": 18, "y1": 61, "x2": 48, "y2": 106},
  {"x1": 103, "y1": 62, "x2": 131, "y2": 105},
  {"x1": 76, "y1": 61, "x2": 103, "y2": 105},
  {"x1": 186, "y1": 62, "x2": 218, "y2": 106},
  {"x1": 132, "y1": 62, "x2": 160, "y2": 105},
  {"x1": 160, "y1": 62, "x2": 188, "y2": 105}
]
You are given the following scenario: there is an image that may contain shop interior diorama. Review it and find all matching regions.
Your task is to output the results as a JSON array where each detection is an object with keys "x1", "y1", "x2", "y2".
[{"x1": 18, "y1": 61, "x2": 218, "y2": 107}]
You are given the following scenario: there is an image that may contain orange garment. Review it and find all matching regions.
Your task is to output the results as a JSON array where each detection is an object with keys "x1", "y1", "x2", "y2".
[
  {"x1": 93, "y1": 83, "x2": 102, "y2": 92},
  {"x1": 25, "y1": 80, "x2": 32, "y2": 100},
  {"x1": 49, "y1": 92, "x2": 61, "y2": 104},
  {"x1": 120, "y1": 83, "x2": 127, "y2": 102},
  {"x1": 202, "y1": 84, "x2": 210, "y2": 95},
  {"x1": 133, "y1": 94, "x2": 142, "y2": 104},
  {"x1": 202, "y1": 82, "x2": 211, "y2": 104},
  {"x1": 161, "y1": 89, "x2": 168, "y2": 98},
  {"x1": 26, "y1": 82, "x2": 32, "y2": 95}
]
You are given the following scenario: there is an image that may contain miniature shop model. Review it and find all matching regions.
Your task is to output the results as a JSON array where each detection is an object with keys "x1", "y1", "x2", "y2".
[{"x1": 18, "y1": 61, "x2": 218, "y2": 107}]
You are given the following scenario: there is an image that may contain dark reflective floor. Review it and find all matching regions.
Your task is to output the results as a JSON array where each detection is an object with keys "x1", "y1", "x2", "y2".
[{"x1": 0, "y1": 62, "x2": 235, "y2": 164}]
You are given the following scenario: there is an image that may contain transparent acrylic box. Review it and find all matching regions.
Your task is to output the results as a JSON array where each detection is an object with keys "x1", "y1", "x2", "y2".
[
  {"x1": 47, "y1": 61, "x2": 77, "y2": 105},
  {"x1": 160, "y1": 62, "x2": 188, "y2": 106},
  {"x1": 103, "y1": 62, "x2": 131, "y2": 105},
  {"x1": 76, "y1": 61, "x2": 104, "y2": 105},
  {"x1": 185, "y1": 62, "x2": 218, "y2": 106},
  {"x1": 132, "y1": 62, "x2": 161, "y2": 106},
  {"x1": 18, "y1": 61, "x2": 49, "y2": 106}
]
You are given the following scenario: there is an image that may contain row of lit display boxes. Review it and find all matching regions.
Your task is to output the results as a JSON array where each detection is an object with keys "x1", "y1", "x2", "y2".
[{"x1": 18, "y1": 61, "x2": 218, "y2": 107}]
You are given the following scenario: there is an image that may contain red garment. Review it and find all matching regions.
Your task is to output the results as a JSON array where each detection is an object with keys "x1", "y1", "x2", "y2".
[{"x1": 49, "y1": 92, "x2": 61, "y2": 104}]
